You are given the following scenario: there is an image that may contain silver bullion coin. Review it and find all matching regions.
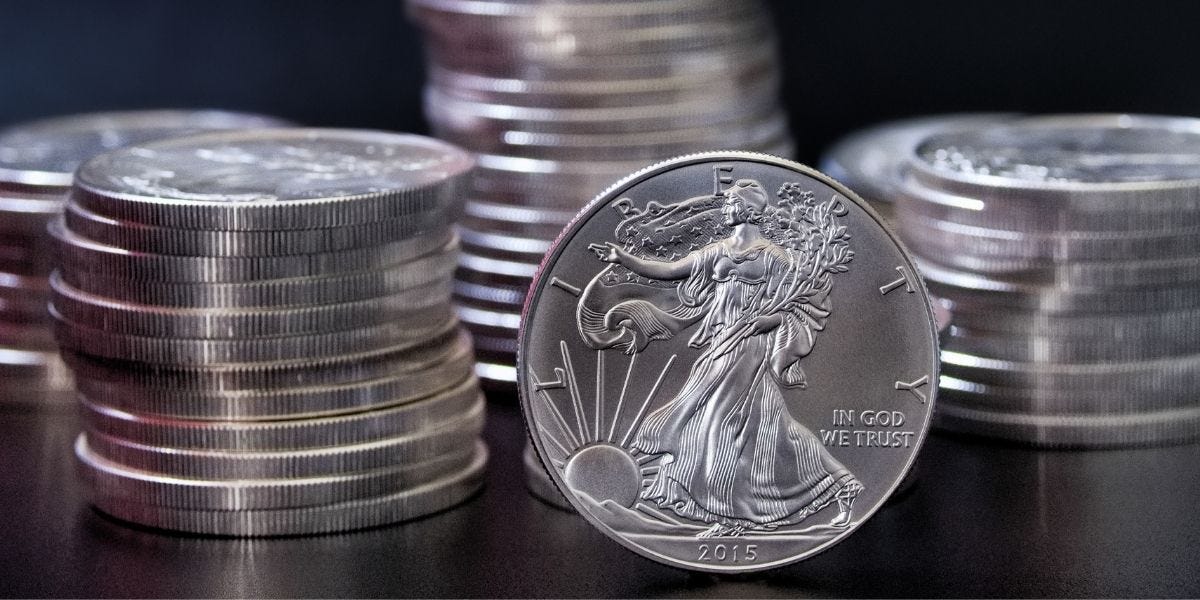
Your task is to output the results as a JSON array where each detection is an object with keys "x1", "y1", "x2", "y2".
[
  {"x1": 80, "y1": 375, "x2": 482, "y2": 451},
  {"x1": 50, "y1": 271, "x2": 454, "y2": 339},
  {"x1": 71, "y1": 333, "x2": 476, "y2": 420},
  {"x1": 83, "y1": 441, "x2": 488, "y2": 536},
  {"x1": 519, "y1": 152, "x2": 938, "y2": 573},
  {"x1": 900, "y1": 114, "x2": 1200, "y2": 233},
  {"x1": 0, "y1": 109, "x2": 289, "y2": 192},
  {"x1": 77, "y1": 434, "x2": 478, "y2": 510},
  {"x1": 61, "y1": 327, "x2": 467, "y2": 392},
  {"x1": 933, "y1": 401, "x2": 1200, "y2": 448},
  {"x1": 60, "y1": 246, "x2": 457, "y2": 309},
  {"x1": 70, "y1": 128, "x2": 473, "y2": 231},
  {"x1": 52, "y1": 304, "x2": 457, "y2": 365},
  {"x1": 50, "y1": 218, "x2": 456, "y2": 282},
  {"x1": 62, "y1": 200, "x2": 456, "y2": 257},
  {"x1": 896, "y1": 210, "x2": 1200, "y2": 263},
  {"x1": 82, "y1": 401, "x2": 485, "y2": 479},
  {"x1": 818, "y1": 113, "x2": 1016, "y2": 207}
]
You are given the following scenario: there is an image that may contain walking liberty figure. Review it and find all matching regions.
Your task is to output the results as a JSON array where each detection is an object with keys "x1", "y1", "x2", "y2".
[{"x1": 580, "y1": 173, "x2": 863, "y2": 538}]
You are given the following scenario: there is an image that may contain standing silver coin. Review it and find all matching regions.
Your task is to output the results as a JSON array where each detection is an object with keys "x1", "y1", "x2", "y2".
[{"x1": 519, "y1": 152, "x2": 939, "y2": 573}]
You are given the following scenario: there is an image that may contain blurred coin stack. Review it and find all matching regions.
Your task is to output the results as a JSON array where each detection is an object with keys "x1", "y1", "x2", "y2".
[
  {"x1": 895, "y1": 114, "x2": 1200, "y2": 448},
  {"x1": 55, "y1": 128, "x2": 489, "y2": 535},
  {"x1": 0, "y1": 110, "x2": 286, "y2": 407},
  {"x1": 407, "y1": 0, "x2": 795, "y2": 389}
]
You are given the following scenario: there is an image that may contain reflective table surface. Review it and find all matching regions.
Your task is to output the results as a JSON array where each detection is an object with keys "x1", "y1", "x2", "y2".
[{"x1": 2, "y1": 397, "x2": 1198, "y2": 598}]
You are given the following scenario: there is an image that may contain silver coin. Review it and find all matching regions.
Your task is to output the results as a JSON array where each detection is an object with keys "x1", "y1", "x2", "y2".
[
  {"x1": 51, "y1": 218, "x2": 456, "y2": 283},
  {"x1": 457, "y1": 225, "x2": 551, "y2": 261},
  {"x1": 433, "y1": 111, "x2": 791, "y2": 162},
  {"x1": 458, "y1": 249, "x2": 538, "y2": 284},
  {"x1": 61, "y1": 246, "x2": 457, "y2": 309},
  {"x1": 520, "y1": 152, "x2": 939, "y2": 572},
  {"x1": 81, "y1": 375, "x2": 481, "y2": 451},
  {"x1": 72, "y1": 333, "x2": 476, "y2": 420},
  {"x1": 71, "y1": 128, "x2": 473, "y2": 231},
  {"x1": 473, "y1": 359, "x2": 517, "y2": 386},
  {"x1": 918, "y1": 252, "x2": 1200, "y2": 288},
  {"x1": 83, "y1": 400, "x2": 485, "y2": 479},
  {"x1": 425, "y1": 87, "x2": 781, "y2": 136},
  {"x1": 933, "y1": 400, "x2": 1200, "y2": 448},
  {"x1": 0, "y1": 109, "x2": 289, "y2": 191},
  {"x1": 415, "y1": 12, "x2": 770, "y2": 64},
  {"x1": 940, "y1": 348, "x2": 1200, "y2": 393},
  {"x1": 61, "y1": 326, "x2": 466, "y2": 392},
  {"x1": 52, "y1": 304, "x2": 457, "y2": 365},
  {"x1": 939, "y1": 374, "x2": 1200, "y2": 414},
  {"x1": 63, "y1": 200, "x2": 456, "y2": 257},
  {"x1": 83, "y1": 441, "x2": 487, "y2": 536},
  {"x1": 428, "y1": 58, "x2": 780, "y2": 110},
  {"x1": 50, "y1": 271, "x2": 454, "y2": 339},
  {"x1": 897, "y1": 210, "x2": 1200, "y2": 262},
  {"x1": 942, "y1": 324, "x2": 1200, "y2": 362},
  {"x1": 453, "y1": 280, "x2": 527, "y2": 312},
  {"x1": 0, "y1": 194, "x2": 62, "y2": 237},
  {"x1": 0, "y1": 319, "x2": 57, "y2": 349},
  {"x1": 920, "y1": 261, "x2": 1200, "y2": 313},
  {"x1": 818, "y1": 113, "x2": 1016, "y2": 206},
  {"x1": 77, "y1": 434, "x2": 478, "y2": 510}
]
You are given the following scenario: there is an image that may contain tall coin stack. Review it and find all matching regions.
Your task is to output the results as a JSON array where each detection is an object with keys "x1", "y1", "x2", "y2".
[
  {"x1": 0, "y1": 110, "x2": 286, "y2": 407},
  {"x1": 895, "y1": 114, "x2": 1200, "y2": 448},
  {"x1": 55, "y1": 129, "x2": 489, "y2": 535},
  {"x1": 407, "y1": 0, "x2": 795, "y2": 390}
]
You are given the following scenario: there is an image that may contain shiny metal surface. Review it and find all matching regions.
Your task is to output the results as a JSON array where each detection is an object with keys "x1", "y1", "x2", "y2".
[{"x1": 520, "y1": 153, "x2": 938, "y2": 572}]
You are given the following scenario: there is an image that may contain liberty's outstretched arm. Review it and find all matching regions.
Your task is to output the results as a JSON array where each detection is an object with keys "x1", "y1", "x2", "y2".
[{"x1": 588, "y1": 241, "x2": 698, "y2": 280}]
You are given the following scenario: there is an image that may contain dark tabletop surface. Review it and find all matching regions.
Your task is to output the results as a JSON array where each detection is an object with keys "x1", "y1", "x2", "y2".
[{"x1": 1, "y1": 393, "x2": 1198, "y2": 599}]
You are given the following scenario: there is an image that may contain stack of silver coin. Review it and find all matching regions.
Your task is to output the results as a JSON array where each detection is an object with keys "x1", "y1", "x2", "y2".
[
  {"x1": 407, "y1": 0, "x2": 795, "y2": 389},
  {"x1": 894, "y1": 114, "x2": 1200, "y2": 448},
  {"x1": 54, "y1": 128, "x2": 489, "y2": 535},
  {"x1": 0, "y1": 110, "x2": 287, "y2": 407},
  {"x1": 820, "y1": 114, "x2": 1016, "y2": 225}
]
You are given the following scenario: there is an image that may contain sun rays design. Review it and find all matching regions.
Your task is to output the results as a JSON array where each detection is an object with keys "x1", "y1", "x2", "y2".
[{"x1": 529, "y1": 341, "x2": 683, "y2": 525}]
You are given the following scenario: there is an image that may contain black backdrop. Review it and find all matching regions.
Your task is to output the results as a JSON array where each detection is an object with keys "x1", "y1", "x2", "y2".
[{"x1": 3, "y1": 0, "x2": 1199, "y2": 163}]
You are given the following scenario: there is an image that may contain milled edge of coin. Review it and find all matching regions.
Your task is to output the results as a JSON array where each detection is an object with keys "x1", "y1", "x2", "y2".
[
  {"x1": 77, "y1": 434, "x2": 479, "y2": 510},
  {"x1": 60, "y1": 326, "x2": 466, "y2": 390},
  {"x1": 933, "y1": 400, "x2": 1200, "y2": 448},
  {"x1": 83, "y1": 442, "x2": 488, "y2": 536},
  {"x1": 516, "y1": 150, "x2": 940, "y2": 573},
  {"x1": 51, "y1": 218, "x2": 457, "y2": 282},
  {"x1": 52, "y1": 304, "x2": 457, "y2": 364},
  {"x1": 50, "y1": 271, "x2": 454, "y2": 339},
  {"x1": 70, "y1": 129, "x2": 474, "y2": 231},
  {"x1": 82, "y1": 401, "x2": 485, "y2": 479},
  {"x1": 62, "y1": 200, "x2": 457, "y2": 257},
  {"x1": 80, "y1": 376, "x2": 482, "y2": 451},
  {"x1": 61, "y1": 250, "x2": 457, "y2": 309},
  {"x1": 72, "y1": 333, "x2": 476, "y2": 420}
]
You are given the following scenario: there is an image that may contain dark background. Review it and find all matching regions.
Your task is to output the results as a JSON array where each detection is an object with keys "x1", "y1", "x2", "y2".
[
  {"x1": 3, "y1": 2, "x2": 1200, "y2": 597},
  {"x1": 3, "y1": 0, "x2": 1199, "y2": 162}
]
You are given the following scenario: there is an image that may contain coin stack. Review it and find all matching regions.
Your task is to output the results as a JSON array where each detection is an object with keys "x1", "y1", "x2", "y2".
[
  {"x1": 820, "y1": 114, "x2": 1016, "y2": 225},
  {"x1": 895, "y1": 114, "x2": 1200, "y2": 448},
  {"x1": 407, "y1": 0, "x2": 794, "y2": 390},
  {"x1": 0, "y1": 110, "x2": 287, "y2": 407},
  {"x1": 55, "y1": 128, "x2": 489, "y2": 535}
]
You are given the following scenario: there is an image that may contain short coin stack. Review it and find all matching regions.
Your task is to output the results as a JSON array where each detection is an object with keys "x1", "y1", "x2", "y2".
[
  {"x1": 407, "y1": 0, "x2": 795, "y2": 389},
  {"x1": 55, "y1": 128, "x2": 488, "y2": 535},
  {"x1": 0, "y1": 110, "x2": 286, "y2": 407},
  {"x1": 895, "y1": 114, "x2": 1200, "y2": 447}
]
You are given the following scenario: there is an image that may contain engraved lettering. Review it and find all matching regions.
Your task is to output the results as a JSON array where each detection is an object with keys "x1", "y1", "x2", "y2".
[
  {"x1": 712, "y1": 164, "x2": 734, "y2": 196},
  {"x1": 879, "y1": 265, "x2": 916, "y2": 295},
  {"x1": 895, "y1": 375, "x2": 930, "y2": 403},
  {"x1": 833, "y1": 409, "x2": 855, "y2": 426},
  {"x1": 698, "y1": 543, "x2": 756, "y2": 562}
]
